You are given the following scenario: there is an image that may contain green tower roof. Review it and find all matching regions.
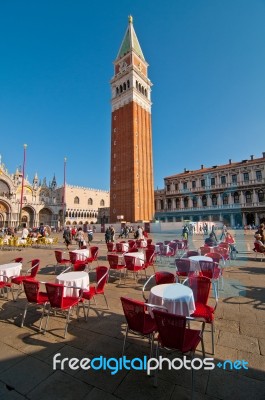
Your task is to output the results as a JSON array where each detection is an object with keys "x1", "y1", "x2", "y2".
[{"x1": 117, "y1": 16, "x2": 145, "y2": 60}]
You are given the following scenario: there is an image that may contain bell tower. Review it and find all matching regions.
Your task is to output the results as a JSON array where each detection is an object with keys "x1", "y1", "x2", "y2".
[{"x1": 110, "y1": 16, "x2": 154, "y2": 223}]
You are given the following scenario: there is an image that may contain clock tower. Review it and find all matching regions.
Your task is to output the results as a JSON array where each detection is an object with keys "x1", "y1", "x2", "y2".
[{"x1": 110, "y1": 16, "x2": 154, "y2": 223}]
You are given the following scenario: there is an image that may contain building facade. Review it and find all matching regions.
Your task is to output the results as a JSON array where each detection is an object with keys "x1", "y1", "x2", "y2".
[
  {"x1": 109, "y1": 16, "x2": 155, "y2": 223},
  {"x1": 0, "y1": 158, "x2": 109, "y2": 229},
  {"x1": 155, "y1": 153, "x2": 265, "y2": 227}
]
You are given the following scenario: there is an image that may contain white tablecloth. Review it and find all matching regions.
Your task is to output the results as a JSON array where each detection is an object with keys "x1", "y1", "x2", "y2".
[
  {"x1": 124, "y1": 252, "x2": 145, "y2": 266},
  {"x1": 148, "y1": 283, "x2": 195, "y2": 317},
  {"x1": 0, "y1": 262, "x2": 22, "y2": 281},
  {"x1": 188, "y1": 255, "x2": 213, "y2": 272},
  {"x1": 72, "y1": 249, "x2": 90, "y2": 261},
  {"x1": 56, "y1": 271, "x2": 90, "y2": 296},
  {"x1": 118, "y1": 242, "x2": 129, "y2": 252}
]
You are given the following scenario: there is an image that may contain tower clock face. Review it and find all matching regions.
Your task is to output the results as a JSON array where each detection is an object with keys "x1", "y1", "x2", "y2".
[{"x1": 119, "y1": 61, "x2": 127, "y2": 72}]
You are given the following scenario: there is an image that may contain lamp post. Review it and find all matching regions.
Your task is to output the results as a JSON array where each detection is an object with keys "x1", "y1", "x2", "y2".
[
  {"x1": 62, "y1": 157, "x2": 67, "y2": 228},
  {"x1": 19, "y1": 144, "x2": 27, "y2": 228}
]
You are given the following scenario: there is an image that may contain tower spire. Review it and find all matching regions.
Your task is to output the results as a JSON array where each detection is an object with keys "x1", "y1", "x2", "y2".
[{"x1": 117, "y1": 16, "x2": 145, "y2": 60}]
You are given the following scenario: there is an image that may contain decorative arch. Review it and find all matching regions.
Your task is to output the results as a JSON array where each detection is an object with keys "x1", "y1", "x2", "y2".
[
  {"x1": 88, "y1": 198, "x2": 93, "y2": 205},
  {"x1": 100, "y1": 199, "x2": 105, "y2": 206},
  {"x1": 74, "y1": 196, "x2": 80, "y2": 204}
]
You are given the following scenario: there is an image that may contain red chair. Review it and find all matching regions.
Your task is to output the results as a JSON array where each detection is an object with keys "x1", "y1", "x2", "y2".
[
  {"x1": 86, "y1": 246, "x2": 99, "y2": 269},
  {"x1": 120, "y1": 296, "x2": 157, "y2": 356},
  {"x1": 11, "y1": 259, "x2": 40, "y2": 300},
  {"x1": 187, "y1": 276, "x2": 217, "y2": 354},
  {"x1": 147, "y1": 239, "x2": 152, "y2": 245},
  {"x1": 198, "y1": 260, "x2": 221, "y2": 295},
  {"x1": 200, "y1": 246, "x2": 210, "y2": 256},
  {"x1": 153, "y1": 309, "x2": 205, "y2": 391},
  {"x1": 175, "y1": 258, "x2": 194, "y2": 283},
  {"x1": 124, "y1": 255, "x2": 146, "y2": 284},
  {"x1": 128, "y1": 240, "x2": 137, "y2": 251},
  {"x1": 21, "y1": 279, "x2": 49, "y2": 329},
  {"x1": 143, "y1": 249, "x2": 156, "y2": 274},
  {"x1": 81, "y1": 266, "x2": 109, "y2": 317},
  {"x1": 204, "y1": 252, "x2": 223, "y2": 265},
  {"x1": 107, "y1": 242, "x2": 116, "y2": 252},
  {"x1": 186, "y1": 250, "x2": 200, "y2": 257},
  {"x1": 12, "y1": 257, "x2": 23, "y2": 263},
  {"x1": 107, "y1": 254, "x2": 125, "y2": 284},
  {"x1": 0, "y1": 274, "x2": 12, "y2": 299},
  {"x1": 142, "y1": 271, "x2": 175, "y2": 301},
  {"x1": 116, "y1": 243, "x2": 126, "y2": 254},
  {"x1": 44, "y1": 282, "x2": 85, "y2": 338},
  {"x1": 54, "y1": 250, "x2": 71, "y2": 274},
  {"x1": 253, "y1": 242, "x2": 265, "y2": 261},
  {"x1": 69, "y1": 251, "x2": 87, "y2": 271},
  {"x1": 215, "y1": 246, "x2": 230, "y2": 265}
]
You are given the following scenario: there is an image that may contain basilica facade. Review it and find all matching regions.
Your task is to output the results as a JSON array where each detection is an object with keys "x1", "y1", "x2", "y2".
[{"x1": 0, "y1": 159, "x2": 109, "y2": 229}]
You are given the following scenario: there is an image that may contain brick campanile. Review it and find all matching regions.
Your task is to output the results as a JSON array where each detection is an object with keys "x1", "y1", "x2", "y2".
[{"x1": 110, "y1": 16, "x2": 154, "y2": 223}]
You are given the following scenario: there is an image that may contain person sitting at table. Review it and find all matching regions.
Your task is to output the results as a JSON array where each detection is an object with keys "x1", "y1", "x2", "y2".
[
  {"x1": 254, "y1": 234, "x2": 265, "y2": 252},
  {"x1": 223, "y1": 232, "x2": 238, "y2": 253},
  {"x1": 204, "y1": 232, "x2": 218, "y2": 247}
]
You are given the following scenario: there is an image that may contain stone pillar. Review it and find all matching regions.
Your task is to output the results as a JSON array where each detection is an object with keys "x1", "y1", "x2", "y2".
[
  {"x1": 230, "y1": 214, "x2": 235, "y2": 227},
  {"x1": 255, "y1": 213, "x2": 259, "y2": 226},
  {"x1": 242, "y1": 212, "x2": 247, "y2": 226}
]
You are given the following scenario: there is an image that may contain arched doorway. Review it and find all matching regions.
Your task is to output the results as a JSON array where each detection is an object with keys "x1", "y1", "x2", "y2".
[
  {"x1": 39, "y1": 208, "x2": 53, "y2": 227},
  {"x1": 246, "y1": 213, "x2": 255, "y2": 226},
  {"x1": 0, "y1": 201, "x2": 9, "y2": 227},
  {"x1": 21, "y1": 206, "x2": 34, "y2": 228}
]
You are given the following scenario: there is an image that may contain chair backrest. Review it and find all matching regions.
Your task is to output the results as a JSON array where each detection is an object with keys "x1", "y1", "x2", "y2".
[
  {"x1": 96, "y1": 266, "x2": 109, "y2": 291},
  {"x1": 154, "y1": 271, "x2": 175, "y2": 285},
  {"x1": 153, "y1": 309, "x2": 186, "y2": 350},
  {"x1": 116, "y1": 243, "x2": 124, "y2": 253},
  {"x1": 107, "y1": 242, "x2": 116, "y2": 252},
  {"x1": 205, "y1": 252, "x2": 222, "y2": 264},
  {"x1": 218, "y1": 242, "x2": 230, "y2": 249},
  {"x1": 45, "y1": 283, "x2": 64, "y2": 308},
  {"x1": 120, "y1": 297, "x2": 148, "y2": 333},
  {"x1": 124, "y1": 255, "x2": 137, "y2": 270},
  {"x1": 186, "y1": 251, "x2": 199, "y2": 257},
  {"x1": 90, "y1": 246, "x2": 99, "y2": 260},
  {"x1": 147, "y1": 244, "x2": 155, "y2": 251},
  {"x1": 69, "y1": 251, "x2": 78, "y2": 264},
  {"x1": 23, "y1": 279, "x2": 40, "y2": 303},
  {"x1": 107, "y1": 253, "x2": 119, "y2": 268},
  {"x1": 14, "y1": 257, "x2": 23, "y2": 263},
  {"x1": 175, "y1": 258, "x2": 191, "y2": 275},
  {"x1": 216, "y1": 246, "x2": 230, "y2": 259},
  {"x1": 147, "y1": 239, "x2": 152, "y2": 245},
  {"x1": 55, "y1": 250, "x2": 63, "y2": 263},
  {"x1": 200, "y1": 246, "x2": 210, "y2": 255},
  {"x1": 199, "y1": 260, "x2": 218, "y2": 279},
  {"x1": 73, "y1": 263, "x2": 86, "y2": 272},
  {"x1": 30, "y1": 259, "x2": 40, "y2": 277},
  {"x1": 188, "y1": 276, "x2": 211, "y2": 305},
  {"x1": 145, "y1": 249, "x2": 155, "y2": 264}
]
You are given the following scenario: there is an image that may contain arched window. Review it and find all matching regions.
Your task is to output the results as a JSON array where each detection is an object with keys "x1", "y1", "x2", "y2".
[
  {"x1": 192, "y1": 197, "x2": 197, "y2": 208},
  {"x1": 127, "y1": 80, "x2": 130, "y2": 88},
  {"x1": 144, "y1": 89, "x2": 147, "y2": 97},
  {"x1": 160, "y1": 200, "x2": 164, "y2": 210},
  {"x1": 65, "y1": 211, "x2": 68, "y2": 217},
  {"x1": 139, "y1": 84, "x2": 141, "y2": 92},
  {"x1": 184, "y1": 197, "x2": 189, "y2": 208},
  {"x1": 258, "y1": 190, "x2": 264, "y2": 202},
  {"x1": 202, "y1": 195, "x2": 207, "y2": 207},
  {"x1": 234, "y1": 191, "x2": 240, "y2": 204},
  {"x1": 88, "y1": 198, "x2": 93, "y2": 205},
  {"x1": 141, "y1": 86, "x2": 144, "y2": 94},
  {"x1": 100, "y1": 199, "x2": 105, "y2": 206},
  {"x1": 245, "y1": 191, "x2": 252, "y2": 204},
  {"x1": 212, "y1": 194, "x2": 217, "y2": 206},
  {"x1": 74, "y1": 196, "x2": 79, "y2": 204},
  {"x1": 223, "y1": 194, "x2": 228, "y2": 205},
  {"x1": 120, "y1": 85, "x2": 123, "y2": 93},
  {"x1": 167, "y1": 199, "x2": 172, "y2": 210},
  {"x1": 176, "y1": 198, "x2": 180, "y2": 209},
  {"x1": 123, "y1": 82, "x2": 126, "y2": 91},
  {"x1": 136, "y1": 81, "x2": 138, "y2": 89},
  {"x1": 116, "y1": 87, "x2": 119, "y2": 95}
]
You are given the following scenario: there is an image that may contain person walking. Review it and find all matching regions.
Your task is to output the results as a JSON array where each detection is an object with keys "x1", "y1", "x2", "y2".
[
  {"x1": 76, "y1": 227, "x2": 85, "y2": 249},
  {"x1": 63, "y1": 226, "x2": 71, "y2": 250}
]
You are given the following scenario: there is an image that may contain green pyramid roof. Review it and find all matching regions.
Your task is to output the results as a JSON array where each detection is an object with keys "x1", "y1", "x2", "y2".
[{"x1": 117, "y1": 16, "x2": 145, "y2": 60}]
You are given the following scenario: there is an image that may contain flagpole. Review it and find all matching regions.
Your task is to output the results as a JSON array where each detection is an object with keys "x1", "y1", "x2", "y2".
[{"x1": 19, "y1": 144, "x2": 27, "y2": 227}]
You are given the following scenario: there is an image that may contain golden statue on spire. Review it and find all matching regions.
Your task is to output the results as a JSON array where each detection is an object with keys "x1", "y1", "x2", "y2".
[{"x1": 128, "y1": 15, "x2": 133, "y2": 24}]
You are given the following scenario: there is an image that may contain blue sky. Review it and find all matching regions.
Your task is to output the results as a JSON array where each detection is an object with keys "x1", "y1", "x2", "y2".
[{"x1": 0, "y1": 0, "x2": 264, "y2": 191}]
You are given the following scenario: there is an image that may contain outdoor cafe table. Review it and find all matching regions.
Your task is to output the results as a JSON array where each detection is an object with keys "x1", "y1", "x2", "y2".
[
  {"x1": 72, "y1": 248, "x2": 91, "y2": 261},
  {"x1": 56, "y1": 271, "x2": 89, "y2": 296},
  {"x1": 148, "y1": 283, "x2": 195, "y2": 317},
  {"x1": 188, "y1": 255, "x2": 213, "y2": 272},
  {"x1": 0, "y1": 262, "x2": 22, "y2": 281}
]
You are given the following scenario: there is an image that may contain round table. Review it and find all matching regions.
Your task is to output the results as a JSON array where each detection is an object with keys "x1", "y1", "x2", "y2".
[
  {"x1": 56, "y1": 271, "x2": 89, "y2": 297},
  {"x1": 72, "y1": 249, "x2": 90, "y2": 261},
  {"x1": 0, "y1": 262, "x2": 22, "y2": 281},
  {"x1": 148, "y1": 283, "x2": 195, "y2": 317},
  {"x1": 188, "y1": 255, "x2": 213, "y2": 272}
]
